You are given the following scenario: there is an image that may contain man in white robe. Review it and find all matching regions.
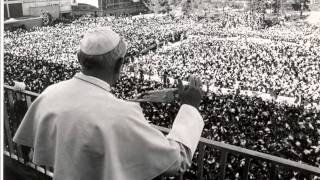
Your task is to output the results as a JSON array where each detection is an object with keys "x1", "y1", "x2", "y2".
[{"x1": 13, "y1": 27, "x2": 204, "y2": 180}]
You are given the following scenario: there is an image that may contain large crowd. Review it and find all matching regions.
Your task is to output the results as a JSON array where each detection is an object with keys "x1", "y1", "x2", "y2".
[
  {"x1": 4, "y1": 13, "x2": 320, "y2": 179},
  {"x1": 133, "y1": 34, "x2": 320, "y2": 103}
]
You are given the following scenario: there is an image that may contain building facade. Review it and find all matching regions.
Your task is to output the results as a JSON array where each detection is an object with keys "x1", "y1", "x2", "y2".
[
  {"x1": 4, "y1": 0, "x2": 72, "y2": 19},
  {"x1": 72, "y1": 0, "x2": 148, "y2": 16},
  {"x1": 4, "y1": 0, "x2": 23, "y2": 19},
  {"x1": 104, "y1": 0, "x2": 148, "y2": 15},
  {"x1": 22, "y1": 0, "x2": 72, "y2": 18}
]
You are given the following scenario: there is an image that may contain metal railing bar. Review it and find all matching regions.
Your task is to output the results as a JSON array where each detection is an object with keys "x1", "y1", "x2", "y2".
[
  {"x1": 26, "y1": 95, "x2": 32, "y2": 108},
  {"x1": 153, "y1": 124, "x2": 320, "y2": 177},
  {"x1": 7, "y1": 90, "x2": 15, "y2": 108},
  {"x1": 4, "y1": 151, "x2": 10, "y2": 156},
  {"x1": 270, "y1": 164, "x2": 277, "y2": 180},
  {"x1": 15, "y1": 143, "x2": 23, "y2": 163},
  {"x1": 197, "y1": 143, "x2": 205, "y2": 180},
  {"x1": 242, "y1": 158, "x2": 251, "y2": 180},
  {"x1": 219, "y1": 151, "x2": 228, "y2": 180},
  {"x1": 199, "y1": 138, "x2": 320, "y2": 176},
  {"x1": 4, "y1": 85, "x2": 39, "y2": 97},
  {"x1": 310, "y1": 174, "x2": 315, "y2": 180},
  {"x1": 43, "y1": 166, "x2": 47, "y2": 175},
  {"x1": 3, "y1": 131, "x2": 10, "y2": 156},
  {"x1": 4, "y1": 86, "x2": 320, "y2": 178},
  {"x1": 4, "y1": 103, "x2": 14, "y2": 157},
  {"x1": 4, "y1": 150, "x2": 54, "y2": 178}
]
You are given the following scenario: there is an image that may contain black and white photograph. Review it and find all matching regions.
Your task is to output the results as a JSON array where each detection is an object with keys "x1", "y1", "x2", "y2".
[{"x1": 1, "y1": 0, "x2": 320, "y2": 179}]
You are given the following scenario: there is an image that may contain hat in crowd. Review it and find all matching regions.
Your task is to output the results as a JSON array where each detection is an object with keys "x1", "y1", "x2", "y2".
[
  {"x1": 13, "y1": 81, "x2": 26, "y2": 92},
  {"x1": 80, "y1": 26, "x2": 126, "y2": 57}
]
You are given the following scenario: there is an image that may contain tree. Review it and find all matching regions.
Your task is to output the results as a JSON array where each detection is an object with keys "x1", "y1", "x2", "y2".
[
  {"x1": 142, "y1": 0, "x2": 172, "y2": 13},
  {"x1": 291, "y1": 0, "x2": 310, "y2": 17},
  {"x1": 251, "y1": 0, "x2": 268, "y2": 13},
  {"x1": 300, "y1": 0, "x2": 310, "y2": 17},
  {"x1": 181, "y1": 0, "x2": 193, "y2": 14},
  {"x1": 271, "y1": 0, "x2": 280, "y2": 13}
]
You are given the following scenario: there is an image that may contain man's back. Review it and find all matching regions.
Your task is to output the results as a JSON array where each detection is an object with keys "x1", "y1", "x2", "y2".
[{"x1": 14, "y1": 74, "x2": 187, "y2": 180}]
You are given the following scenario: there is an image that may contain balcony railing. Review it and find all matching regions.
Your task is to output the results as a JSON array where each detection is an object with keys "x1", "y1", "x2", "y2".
[{"x1": 3, "y1": 85, "x2": 320, "y2": 180}]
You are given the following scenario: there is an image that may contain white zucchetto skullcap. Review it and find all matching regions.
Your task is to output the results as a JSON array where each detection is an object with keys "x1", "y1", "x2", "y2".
[{"x1": 80, "y1": 27, "x2": 126, "y2": 56}]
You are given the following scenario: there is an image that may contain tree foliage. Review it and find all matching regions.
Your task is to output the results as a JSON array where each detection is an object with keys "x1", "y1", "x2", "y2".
[
  {"x1": 292, "y1": 0, "x2": 310, "y2": 11},
  {"x1": 142, "y1": 0, "x2": 172, "y2": 13},
  {"x1": 251, "y1": 0, "x2": 268, "y2": 13}
]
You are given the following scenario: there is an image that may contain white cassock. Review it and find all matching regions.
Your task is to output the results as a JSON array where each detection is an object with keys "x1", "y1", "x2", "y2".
[{"x1": 13, "y1": 72, "x2": 204, "y2": 180}]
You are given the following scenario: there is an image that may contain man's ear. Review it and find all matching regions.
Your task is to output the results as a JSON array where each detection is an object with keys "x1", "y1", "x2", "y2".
[
  {"x1": 114, "y1": 57, "x2": 124, "y2": 74},
  {"x1": 77, "y1": 51, "x2": 82, "y2": 65}
]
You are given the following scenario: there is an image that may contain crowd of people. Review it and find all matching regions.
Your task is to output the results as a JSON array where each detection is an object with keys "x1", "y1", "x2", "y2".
[
  {"x1": 132, "y1": 34, "x2": 320, "y2": 103},
  {"x1": 219, "y1": 11, "x2": 264, "y2": 29},
  {"x1": 4, "y1": 13, "x2": 320, "y2": 179},
  {"x1": 4, "y1": 15, "x2": 191, "y2": 91},
  {"x1": 142, "y1": 91, "x2": 320, "y2": 179}
]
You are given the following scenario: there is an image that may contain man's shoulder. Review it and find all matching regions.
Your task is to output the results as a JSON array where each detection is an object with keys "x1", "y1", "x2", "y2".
[
  {"x1": 38, "y1": 78, "x2": 143, "y2": 115},
  {"x1": 111, "y1": 98, "x2": 142, "y2": 113},
  {"x1": 43, "y1": 79, "x2": 74, "y2": 94},
  {"x1": 36, "y1": 79, "x2": 80, "y2": 104}
]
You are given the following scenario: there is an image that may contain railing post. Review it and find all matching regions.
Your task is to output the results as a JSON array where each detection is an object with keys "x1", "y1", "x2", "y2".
[
  {"x1": 9, "y1": 91, "x2": 26, "y2": 162},
  {"x1": 7, "y1": 90, "x2": 15, "y2": 109},
  {"x1": 16, "y1": 143, "x2": 24, "y2": 163},
  {"x1": 309, "y1": 175, "x2": 315, "y2": 180},
  {"x1": 298, "y1": 172, "x2": 308, "y2": 180},
  {"x1": 197, "y1": 143, "x2": 205, "y2": 180},
  {"x1": 219, "y1": 151, "x2": 228, "y2": 180},
  {"x1": 4, "y1": 103, "x2": 14, "y2": 156},
  {"x1": 26, "y1": 95, "x2": 33, "y2": 108},
  {"x1": 242, "y1": 158, "x2": 251, "y2": 180},
  {"x1": 270, "y1": 164, "x2": 277, "y2": 180},
  {"x1": 42, "y1": 166, "x2": 47, "y2": 176}
]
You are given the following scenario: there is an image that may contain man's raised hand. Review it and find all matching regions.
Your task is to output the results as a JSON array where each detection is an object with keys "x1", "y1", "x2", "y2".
[{"x1": 178, "y1": 76, "x2": 203, "y2": 109}]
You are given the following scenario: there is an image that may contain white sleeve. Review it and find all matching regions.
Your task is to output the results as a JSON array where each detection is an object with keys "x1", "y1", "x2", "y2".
[
  {"x1": 119, "y1": 102, "x2": 203, "y2": 178},
  {"x1": 163, "y1": 104, "x2": 204, "y2": 175},
  {"x1": 167, "y1": 104, "x2": 204, "y2": 155},
  {"x1": 162, "y1": 140, "x2": 193, "y2": 175}
]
